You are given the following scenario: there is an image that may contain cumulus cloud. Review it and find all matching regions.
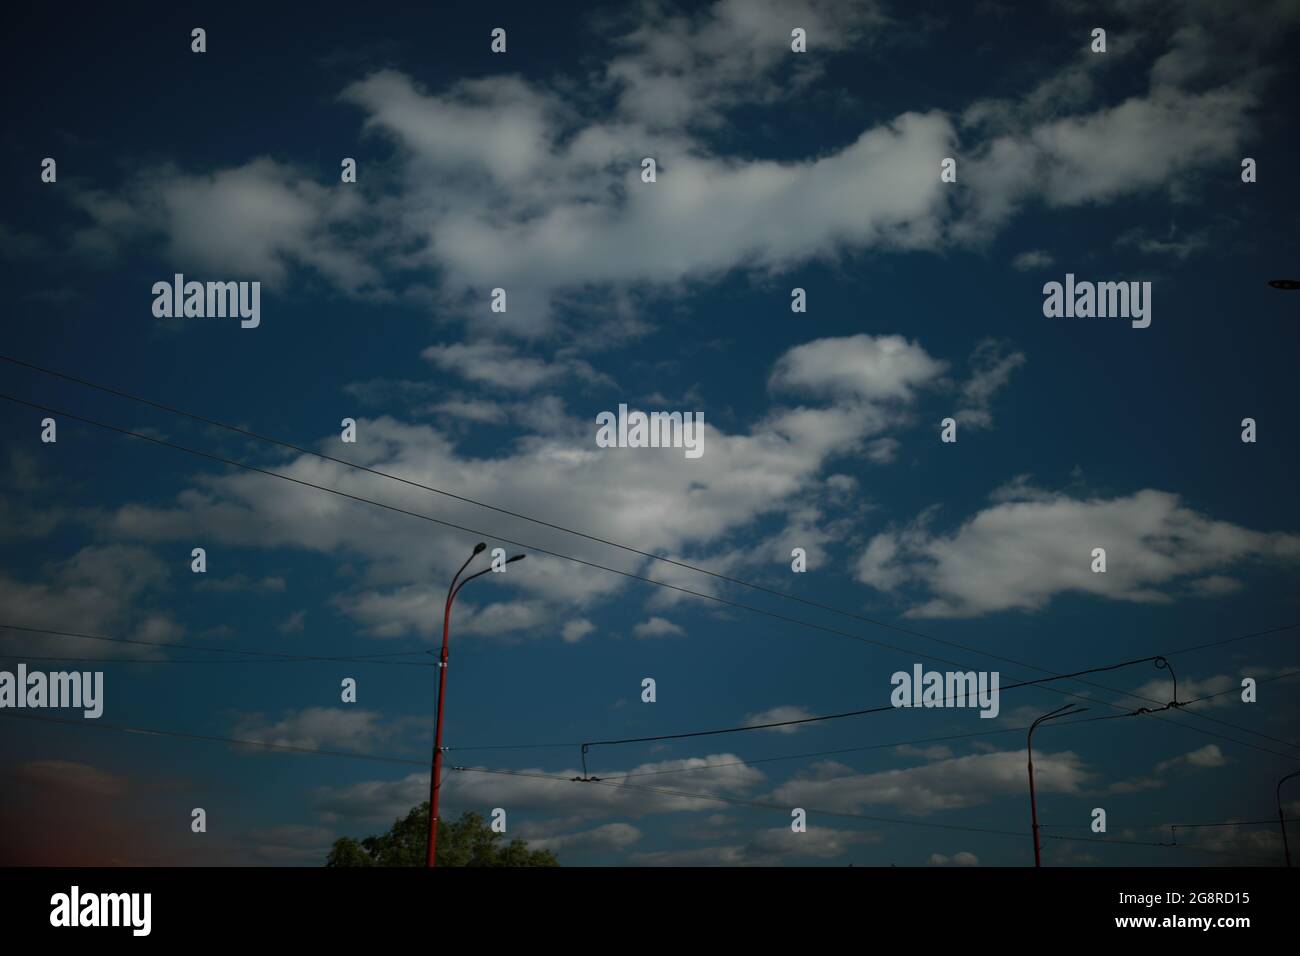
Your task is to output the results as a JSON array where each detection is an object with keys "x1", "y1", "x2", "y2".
[
  {"x1": 743, "y1": 705, "x2": 816, "y2": 733},
  {"x1": 528, "y1": 822, "x2": 643, "y2": 854},
  {"x1": 562, "y1": 619, "x2": 596, "y2": 644},
  {"x1": 72, "y1": 158, "x2": 379, "y2": 292},
  {"x1": 1011, "y1": 249, "x2": 1054, "y2": 271},
  {"x1": 101, "y1": 333, "x2": 968, "y2": 638},
  {"x1": 856, "y1": 482, "x2": 1300, "y2": 617},
  {"x1": 1154, "y1": 744, "x2": 1228, "y2": 774},
  {"x1": 421, "y1": 342, "x2": 611, "y2": 392},
  {"x1": 929, "y1": 851, "x2": 979, "y2": 866},
  {"x1": 633, "y1": 616, "x2": 685, "y2": 638},
  {"x1": 315, "y1": 753, "x2": 763, "y2": 822},
  {"x1": 769, "y1": 334, "x2": 947, "y2": 404},
  {"x1": 769, "y1": 750, "x2": 1091, "y2": 814},
  {"x1": 954, "y1": 339, "x2": 1025, "y2": 429},
  {"x1": 0, "y1": 544, "x2": 181, "y2": 659},
  {"x1": 48, "y1": 0, "x2": 1295, "y2": 341},
  {"x1": 231, "y1": 707, "x2": 400, "y2": 752},
  {"x1": 631, "y1": 824, "x2": 879, "y2": 866}
]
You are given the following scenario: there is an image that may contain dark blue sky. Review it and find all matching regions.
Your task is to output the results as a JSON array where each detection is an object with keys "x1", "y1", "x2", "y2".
[{"x1": 1, "y1": 0, "x2": 1297, "y2": 866}]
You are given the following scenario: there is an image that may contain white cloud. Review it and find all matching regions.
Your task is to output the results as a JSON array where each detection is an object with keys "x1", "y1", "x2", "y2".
[
  {"x1": 53, "y1": 0, "x2": 1297, "y2": 341},
  {"x1": 0, "y1": 544, "x2": 181, "y2": 659},
  {"x1": 742, "y1": 705, "x2": 815, "y2": 734},
  {"x1": 1155, "y1": 744, "x2": 1227, "y2": 774},
  {"x1": 630, "y1": 824, "x2": 878, "y2": 866},
  {"x1": 769, "y1": 750, "x2": 1091, "y2": 814},
  {"x1": 562, "y1": 619, "x2": 596, "y2": 644},
  {"x1": 1116, "y1": 224, "x2": 1211, "y2": 259},
  {"x1": 769, "y1": 334, "x2": 947, "y2": 404},
  {"x1": 929, "y1": 851, "x2": 979, "y2": 866},
  {"x1": 314, "y1": 753, "x2": 763, "y2": 822},
  {"x1": 529, "y1": 822, "x2": 643, "y2": 854},
  {"x1": 857, "y1": 483, "x2": 1300, "y2": 618},
  {"x1": 231, "y1": 707, "x2": 398, "y2": 752},
  {"x1": 955, "y1": 339, "x2": 1025, "y2": 429},
  {"x1": 421, "y1": 342, "x2": 611, "y2": 392},
  {"x1": 633, "y1": 616, "x2": 685, "y2": 638},
  {"x1": 73, "y1": 158, "x2": 379, "y2": 292},
  {"x1": 1011, "y1": 250, "x2": 1054, "y2": 271},
  {"x1": 895, "y1": 744, "x2": 954, "y2": 761}
]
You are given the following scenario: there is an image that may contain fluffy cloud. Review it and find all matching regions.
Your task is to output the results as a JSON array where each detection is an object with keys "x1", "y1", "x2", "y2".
[
  {"x1": 103, "y1": 333, "x2": 964, "y2": 638},
  {"x1": 633, "y1": 616, "x2": 685, "y2": 638},
  {"x1": 315, "y1": 753, "x2": 763, "y2": 821},
  {"x1": 231, "y1": 708, "x2": 401, "y2": 752},
  {"x1": 857, "y1": 482, "x2": 1300, "y2": 617},
  {"x1": 769, "y1": 750, "x2": 1091, "y2": 814},
  {"x1": 743, "y1": 705, "x2": 816, "y2": 733},
  {"x1": 0, "y1": 544, "x2": 181, "y2": 659},
  {"x1": 561, "y1": 619, "x2": 596, "y2": 644},
  {"x1": 422, "y1": 342, "x2": 611, "y2": 392},
  {"x1": 954, "y1": 339, "x2": 1025, "y2": 429},
  {"x1": 631, "y1": 824, "x2": 879, "y2": 866},
  {"x1": 49, "y1": 0, "x2": 1295, "y2": 340},
  {"x1": 528, "y1": 822, "x2": 643, "y2": 854},
  {"x1": 929, "y1": 851, "x2": 979, "y2": 866},
  {"x1": 769, "y1": 334, "x2": 947, "y2": 404},
  {"x1": 72, "y1": 158, "x2": 379, "y2": 292},
  {"x1": 1154, "y1": 744, "x2": 1228, "y2": 774}
]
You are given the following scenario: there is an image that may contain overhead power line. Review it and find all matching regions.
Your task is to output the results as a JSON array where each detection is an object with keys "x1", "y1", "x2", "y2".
[
  {"x1": 0, "y1": 623, "x2": 434, "y2": 667},
  {"x1": 581, "y1": 656, "x2": 1169, "y2": 747},
  {"x1": 1, "y1": 389, "x2": 1294, "y2": 761},
  {"x1": 447, "y1": 766, "x2": 1282, "y2": 862},
  {"x1": 3, "y1": 356, "x2": 1293, "y2": 727},
  {"x1": 7, "y1": 705, "x2": 1287, "y2": 863}
]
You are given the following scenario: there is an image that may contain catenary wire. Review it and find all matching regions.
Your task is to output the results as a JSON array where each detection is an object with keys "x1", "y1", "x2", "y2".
[
  {"x1": 3, "y1": 357, "x2": 1293, "y2": 745},
  {"x1": 0, "y1": 622, "x2": 435, "y2": 666},
  {"x1": 2, "y1": 391, "x2": 1294, "y2": 761},
  {"x1": 5, "y1": 707, "x2": 1287, "y2": 862}
]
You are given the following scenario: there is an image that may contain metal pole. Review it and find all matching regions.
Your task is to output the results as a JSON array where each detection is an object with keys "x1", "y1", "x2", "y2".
[
  {"x1": 427, "y1": 544, "x2": 484, "y2": 868},
  {"x1": 1026, "y1": 703, "x2": 1087, "y2": 867},
  {"x1": 1278, "y1": 770, "x2": 1300, "y2": 867},
  {"x1": 426, "y1": 546, "x2": 524, "y2": 868},
  {"x1": 1028, "y1": 730, "x2": 1042, "y2": 867}
]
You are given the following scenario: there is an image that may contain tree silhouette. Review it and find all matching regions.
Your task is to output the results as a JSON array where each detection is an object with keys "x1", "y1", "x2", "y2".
[{"x1": 326, "y1": 804, "x2": 559, "y2": 867}]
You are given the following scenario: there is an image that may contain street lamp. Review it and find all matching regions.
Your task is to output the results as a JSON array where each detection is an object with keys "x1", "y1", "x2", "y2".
[
  {"x1": 1027, "y1": 702, "x2": 1087, "y2": 867},
  {"x1": 426, "y1": 543, "x2": 526, "y2": 868},
  {"x1": 1277, "y1": 769, "x2": 1300, "y2": 867}
]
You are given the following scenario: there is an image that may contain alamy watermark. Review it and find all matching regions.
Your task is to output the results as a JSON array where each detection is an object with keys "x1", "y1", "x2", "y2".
[
  {"x1": 890, "y1": 664, "x2": 1000, "y2": 719},
  {"x1": 0, "y1": 664, "x2": 103, "y2": 718},
  {"x1": 152, "y1": 273, "x2": 261, "y2": 328},
  {"x1": 50, "y1": 886, "x2": 150, "y2": 936},
  {"x1": 1042, "y1": 273, "x2": 1151, "y2": 329},
  {"x1": 595, "y1": 404, "x2": 704, "y2": 459}
]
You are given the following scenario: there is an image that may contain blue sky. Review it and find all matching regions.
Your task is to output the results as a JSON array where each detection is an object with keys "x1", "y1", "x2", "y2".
[{"x1": 1, "y1": 0, "x2": 1297, "y2": 866}]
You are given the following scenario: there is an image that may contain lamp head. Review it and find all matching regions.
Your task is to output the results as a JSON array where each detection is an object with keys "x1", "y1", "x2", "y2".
[
  {"x1": 507, "y1": 553, "x2": 526, "y2": 564},
  {"x1": 473, "y1": 542, "x2": 487, "y2": 554}
]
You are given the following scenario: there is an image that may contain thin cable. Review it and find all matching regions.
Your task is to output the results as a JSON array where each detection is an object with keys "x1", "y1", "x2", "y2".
[
  {"x1": 602, "y1": 673, "x2": 1298, "y2": 781},
  {"x1": 7, "y1": 356, "x2": 1292, "y2": 735},
  {"x1": 0, "y1": 710, "x2": 427, "y2": 765},
  {"x1": 4, "y1": 391, "x2": 1294, "y2": 761},
  {"x1": 449, "y1": 765, "x2": 1276, "y2": 860},
  {"x1": 6, "y1": 707, "x2": 1285, "y2": 861},
  {"x1": 582, "y1": 655, "x2": 1169, "y2": 749},
  {"x1": 0, "y1": 623, "x2": 435, "y2": 667},
  {"x1": 1040, "y1": 819, "x2": 1297, "y2": 830},
  {"x1": 0, "y1": 353, "x2": 1098, "y2": 661},
  {"x1": 0, "y1": 393, "x2": 979, "y2": 671}
]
